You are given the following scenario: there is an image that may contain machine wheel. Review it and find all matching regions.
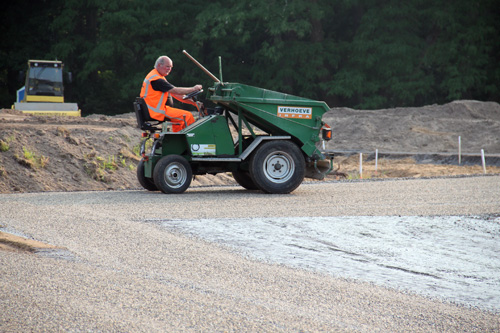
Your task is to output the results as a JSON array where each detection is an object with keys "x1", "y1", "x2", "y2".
[
  {"x1": 153, "y1": 155, "x2": 192, "y2": 194},
  {"x1": 249, "y1": 141, "x2": 305, "y2": 194},
  {"x1": 137, "y1": 159, "x2": 158, "y2": 191},
  {"x1": 232, "y1": 169, "x2": 259, "y2": 190}
]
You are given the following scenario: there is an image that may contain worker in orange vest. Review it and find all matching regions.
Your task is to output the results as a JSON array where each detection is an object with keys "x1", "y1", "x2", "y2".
[{"x1": 140, "y1": 55, "x2": 203, "y2": 131}]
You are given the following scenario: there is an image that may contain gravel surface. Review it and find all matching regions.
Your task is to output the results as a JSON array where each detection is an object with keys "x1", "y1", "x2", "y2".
[{"x1": 1, "y1": 176, "x2": 500, "y2": 331}]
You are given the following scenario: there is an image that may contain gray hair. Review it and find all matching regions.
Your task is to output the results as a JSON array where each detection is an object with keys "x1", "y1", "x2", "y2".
[{"x1": 155, "y1": 56, "x2": 171, "y2": 68}]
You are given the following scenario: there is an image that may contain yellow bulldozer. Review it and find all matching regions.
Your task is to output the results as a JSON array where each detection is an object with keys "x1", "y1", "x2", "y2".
[{"x1": 12, "y1": 60, "x2": 80, "y2": 116}]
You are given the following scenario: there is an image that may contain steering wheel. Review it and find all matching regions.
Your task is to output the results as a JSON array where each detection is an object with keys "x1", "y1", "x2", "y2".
[{"x1": 183, "y1": 89, "x2": 203, "y2": 100}]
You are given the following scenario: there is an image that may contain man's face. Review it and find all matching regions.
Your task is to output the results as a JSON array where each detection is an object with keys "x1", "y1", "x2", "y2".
[{"x1": 158, "y1": 58, "x2": 173, "y2": 76}]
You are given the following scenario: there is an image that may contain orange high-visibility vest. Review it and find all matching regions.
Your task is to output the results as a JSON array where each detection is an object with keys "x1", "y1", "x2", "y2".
[{"x1": 140, "y1": 68, "x2": 170, "y2": 121}]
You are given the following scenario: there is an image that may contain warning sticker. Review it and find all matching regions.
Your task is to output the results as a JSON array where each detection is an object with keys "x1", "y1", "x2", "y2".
[
  {"x1": 191, "y1": 144, "x2": 216, "y2": 156},
  {"x1": 277, "y1": 106, "x2": 312, "y2": 119}
]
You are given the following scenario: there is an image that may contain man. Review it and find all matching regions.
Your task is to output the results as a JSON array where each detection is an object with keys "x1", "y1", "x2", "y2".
[{"x1": 140, "y1": 55, "x2": 203, "y2": 132}]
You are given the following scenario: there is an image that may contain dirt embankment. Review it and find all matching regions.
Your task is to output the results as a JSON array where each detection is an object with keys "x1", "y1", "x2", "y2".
[
  {"x1": 0, "y1": 110, "x2": 235, "y2": 194},
  {"x1": 324, "y1": 99, "x2": 500, "y2": 154},
  {"x1": 0, "y1": 110, "x2": 143, "y2": 193},
  {"x1": 1, "y1": 99, "x2": 499, "y2": 194}
]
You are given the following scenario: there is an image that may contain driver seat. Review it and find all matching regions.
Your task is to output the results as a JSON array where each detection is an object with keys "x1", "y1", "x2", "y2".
[{"x1": 133, "y1": 97, "x2": 163, "y2": 131}]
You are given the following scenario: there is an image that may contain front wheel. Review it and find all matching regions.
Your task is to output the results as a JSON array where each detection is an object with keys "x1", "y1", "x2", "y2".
[
  {"x1": 249, "y1": 141, "x2": 305, "y2": 194},
  {"x1": 153, "y1": 155, "x2": 192, "y2": 194},
  {"x1": 137, "y1": 159, "x2": 158, "y2": 191}
]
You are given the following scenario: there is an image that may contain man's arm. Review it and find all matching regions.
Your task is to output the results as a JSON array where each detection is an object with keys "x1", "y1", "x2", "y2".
[
  {"x1": 151, "y1": 79, "x2": 201, "y2": 95},
  {"x1": 169, "y1": 85, "x2": 202, "y2": 95},
  {"x1": 150, "y1": 79, "x2": 174, "y2": 92}
]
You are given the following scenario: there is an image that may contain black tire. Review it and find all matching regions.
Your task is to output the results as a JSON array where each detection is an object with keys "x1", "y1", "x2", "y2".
[
  {"x1": 232, "y1": 169, "x2": 259, "y2": 190},
  {"x1": 153, "y1": 155, "x2": 192, "y2": 194},
  {"x1": 137, "y1": 159, "x2": 158, "y2": 191},
  {"x1": 249, "y1": 141, "x2": 305, "y2": 194}
]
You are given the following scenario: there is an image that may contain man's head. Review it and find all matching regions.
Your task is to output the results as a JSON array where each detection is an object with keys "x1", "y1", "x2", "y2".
[{"x1": 155, "y1": 56, "x2": 173, "y2": 76}]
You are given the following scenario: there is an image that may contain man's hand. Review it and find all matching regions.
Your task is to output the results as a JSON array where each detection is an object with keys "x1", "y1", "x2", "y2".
[{"x1": 193, "y1": 84, "x2": 202, "y2": 92}]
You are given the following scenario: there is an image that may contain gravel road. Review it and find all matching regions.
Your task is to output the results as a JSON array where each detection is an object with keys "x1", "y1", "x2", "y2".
[{"x1": 1, "y1": 176, "x2": 499, "y2": 332}]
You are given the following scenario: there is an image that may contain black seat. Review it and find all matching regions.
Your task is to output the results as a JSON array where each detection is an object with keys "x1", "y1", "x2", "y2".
[{"x1": 133, "y1": 97, "x2": 163, "y2": 131}]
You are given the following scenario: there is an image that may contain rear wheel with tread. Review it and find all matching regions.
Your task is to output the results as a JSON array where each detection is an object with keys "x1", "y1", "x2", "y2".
[
  {"x1": 249, "y1": 141, "x2": 305, "y2": 194},
  {"x1": 232, "y1": 169, "x2": 258, "y2": 190}
]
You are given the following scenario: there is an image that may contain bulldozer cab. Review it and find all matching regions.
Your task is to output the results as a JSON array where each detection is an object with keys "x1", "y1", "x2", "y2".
[{"x1": 24, "y1": 60, "x2": 65, "y2": 103}]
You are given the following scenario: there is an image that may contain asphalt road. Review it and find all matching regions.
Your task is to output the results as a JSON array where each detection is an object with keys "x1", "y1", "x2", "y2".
[{"x1": 1, "y1": 176, "x2": 499, "y2": 332}]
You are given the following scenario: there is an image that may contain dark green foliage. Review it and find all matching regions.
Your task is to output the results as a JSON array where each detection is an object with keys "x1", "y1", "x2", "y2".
[{"x1": 0, "y1": 0, "x2": 498, "y2": 113}]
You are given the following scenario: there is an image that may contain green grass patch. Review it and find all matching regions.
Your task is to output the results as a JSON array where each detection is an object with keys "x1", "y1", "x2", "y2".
[
  {"x1": 14, "y1": 146, "x2": 49, "y2": 169},
  {"x1": 0, "y1": 140, "x2": 9, "y2": 152}
]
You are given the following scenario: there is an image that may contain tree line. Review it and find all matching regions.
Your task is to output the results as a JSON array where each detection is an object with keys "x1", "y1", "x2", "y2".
[{"x1": 1, "y1": 0, "x2": 498, "y2": 115}]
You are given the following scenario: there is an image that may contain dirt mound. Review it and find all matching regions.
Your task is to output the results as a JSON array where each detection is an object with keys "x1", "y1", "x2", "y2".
[
  {"x1": 0, "y1": 110, "x2": 140, "y2": 193},
  {"x1": 323, "y1": 100, "x2": 500, "y2": 153},
  {"x1": 0, "y1": 109, "x2": 239, "y2": 193},
  {"x1": 1, "y1": 100, "x2": 499, "y2": 194}
]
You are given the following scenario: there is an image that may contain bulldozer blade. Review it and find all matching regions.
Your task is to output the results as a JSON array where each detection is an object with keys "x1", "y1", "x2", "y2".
[{"x1": 13, "y1": 102, "x2": 81, "y2": 117}]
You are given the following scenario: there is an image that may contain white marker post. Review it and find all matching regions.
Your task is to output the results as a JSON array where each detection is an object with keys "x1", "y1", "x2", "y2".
[
  {"x1": 458, "y1": 136, "x2": 461, "y2": 165},
  {"x1": 481, "y1": 149, "x2": 487, "y2": 174},
  {"x1": 359, "y1": 153, "x2": 363, "y2": 179}
]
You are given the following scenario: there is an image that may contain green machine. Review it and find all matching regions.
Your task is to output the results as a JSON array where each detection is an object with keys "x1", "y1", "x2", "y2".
[{"x1": 134, "y1": 51, "x2": 334, "y2": 194}]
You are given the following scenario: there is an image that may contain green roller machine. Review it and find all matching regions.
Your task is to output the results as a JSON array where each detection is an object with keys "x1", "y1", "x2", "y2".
[{"x1": 134, "y1": 51, "x2": 334, "y2": 194}]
